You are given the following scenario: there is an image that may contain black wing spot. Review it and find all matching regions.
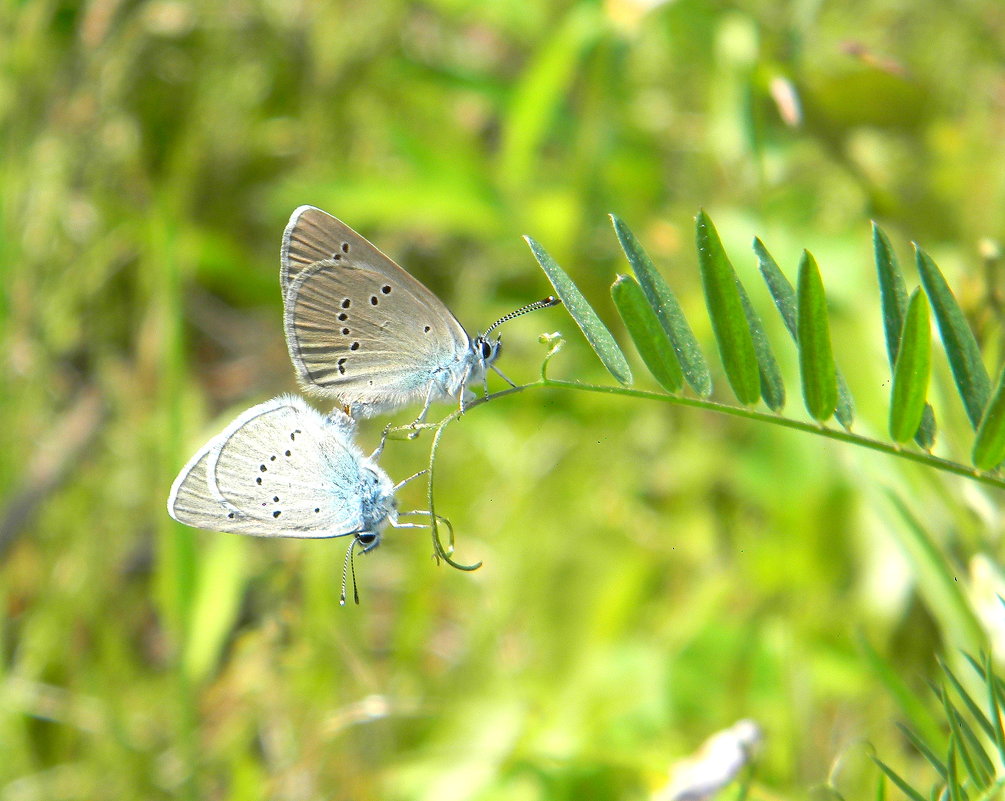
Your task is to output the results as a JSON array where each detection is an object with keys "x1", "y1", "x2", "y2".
[
  {"x1": 314, "y1": 507, "x2": 320, "y2": 513},
  {"x1": 382, "y1": 285, "x2": 391, "y2": 294},
  {"x1": 423, "y1": 325, "x2": 431, "y2": 333},
  {"x1": 368, "y1": 380, "x2": 373, "y2": 386},
  {"x1": 273, "y1": 496, "x2": 280, "y2": 502},
  {"x1": 256, "y1": 477, "x2": 262, "y2": 485},
  {"x1": 273, "y1": 510, "x2": 281, "y2": 518},
  {"x1": 341, "y1": 327, "x2": 349, "y2": 335},
  {"x1": 285, "y1": 450, "x2": 291, "y2": 457},
  {"x1": 260, "y1": 464, "x2": 267, "y2": 472},
  {"x1": 228, "y1": 512, "x2": 235, "y2": 519},
  {"x1": 337, "y1": 357, "x2": 347, "y2": 375},
  {"x1": 350, "y1": 342, "x2": 360, "y2": 351},
  {"x1": 341, "y1": 242, "x2": 350, "y2": 253},
  {"x1": 341, "y1": 299, "x2": 351, "y2": 309},
  {"x1": 370, "y1": 296, "x2": 379, "y2": 306},
  {"x1": 338, "y1": 313, "x2": 348, "y2": 322},
  {"x1": 270, "y1": 455, "x2": 277, "y2": 461},
  {"x1": 291, "y1": 429, "x2": 301, "y2": 441},
  {"x1": 333, "y1": 253, "x2": 342, "y2": 260}
]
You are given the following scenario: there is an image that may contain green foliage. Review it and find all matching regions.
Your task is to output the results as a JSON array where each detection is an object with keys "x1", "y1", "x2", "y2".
[
  {"x1": 875, "y1": 654, "x2": 1005, "y2": 801},
  {"x1": 5, "y1": 2, "x2": 1005, "y2": 800}
]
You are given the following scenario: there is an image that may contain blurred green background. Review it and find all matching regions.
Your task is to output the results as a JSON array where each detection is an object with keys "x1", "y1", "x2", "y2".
[{"x1": 4, "y1": 0, "x2": 1005, "y2": 799}]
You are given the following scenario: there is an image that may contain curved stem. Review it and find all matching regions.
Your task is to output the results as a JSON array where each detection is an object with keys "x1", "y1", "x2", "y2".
[{"x1": 420, "y1": 373, "x2": 1004, "y2": 571}]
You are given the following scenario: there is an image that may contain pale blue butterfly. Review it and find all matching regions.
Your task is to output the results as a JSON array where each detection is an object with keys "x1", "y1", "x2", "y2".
[
  {"x1": 280, "y1": 206, "x2": 559, "y2": 420},
  {"x1": 167, "y1": 394, "x2": 425, "y2": 603}
]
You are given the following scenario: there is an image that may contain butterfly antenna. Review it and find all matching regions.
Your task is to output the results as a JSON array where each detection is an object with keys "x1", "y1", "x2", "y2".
[
  {"x1": 483, "y1": 295, "x2": 561, "y2": 336},
  {"x1": 339, "y1": 538, "x2": 360, "y2": 606}
]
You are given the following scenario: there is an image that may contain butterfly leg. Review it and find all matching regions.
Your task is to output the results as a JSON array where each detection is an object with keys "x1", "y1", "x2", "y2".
[
  {"x1": 410, "y1": 383, "x2": 438, "y2": 427},
  {"x1": 369, "y1": 424, "x2": 393, "y2": 461},
  {"x1": 489, "y1": 363, "x2": 518, "y2": 389}
]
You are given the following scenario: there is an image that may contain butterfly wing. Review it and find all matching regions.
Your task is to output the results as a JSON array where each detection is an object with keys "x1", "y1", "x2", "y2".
[
  {"x1": 284, "y1": 256, "x2": 474, "y2": 413},
  {"x1": 168, "y1": 396, "x2": 384, "y2": 539}
]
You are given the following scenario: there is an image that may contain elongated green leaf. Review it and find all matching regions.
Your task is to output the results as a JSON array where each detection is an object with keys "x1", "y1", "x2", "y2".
[
  {"x1": 753, "y1": 238, "x2": 798, "y2": 336},
  {"x1": 890, "y1": 290, "x2": 931, "y2": 443},
  {"x1": 972, "y1": 366, "x2": 1005, "y2": 470},
  {"x1": 872, "y1": 759, "x2": 929, "y2": 801},
  {"x1": 695, "y1": 210, "x2": 760, "y2": 405},
  {"x1": 611, "y1": 274, "x2": 683, "y2": 392},
  {"x1": 737, "y1": 279, "x2": 785, "y2": 411},
  {"x1": 916, "y1": 245, "x2": 991, "y2": 429},
  {"x1": 611, "y1": 215, "x2": 711, "y2": 396},
  {"x1": 875, "y1": 225, "x2": 937, "y2": 449},
  {"x1": 952, "y1": 709, "x2": 995, "y2": 788},
  {"x1": 940, "y1": 658, "x2": 997, "y2": 741},
  {"x1": 797, "y1": 251, "x2": 837, "y2": 422},
  {"x1": 754, "y1": 238, "x2": 854, "y2": 428},
  {"x1": 942, "y1": 683, "x2": 992, "y2": 791},
  {"x1": 874, "y1": 223, "x2": 910, "y2": 365},
  {"x1": 946, "y1": 735, "x2": 963, "y2": 801},
  {"x1": 525, "y1": 236, "x2": 632, "y2": 385},
  {"x1": 982, "y1": 652, "x2": 1005, "y2": 765}
]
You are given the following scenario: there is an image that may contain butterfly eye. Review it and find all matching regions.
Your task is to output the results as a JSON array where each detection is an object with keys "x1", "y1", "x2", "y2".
[
  {"x1": 358, "y1": 532, "x2": 377, "y2": 545},
  {"x1": 480, "y1": 340, "x2": 494, "y2": 360}
]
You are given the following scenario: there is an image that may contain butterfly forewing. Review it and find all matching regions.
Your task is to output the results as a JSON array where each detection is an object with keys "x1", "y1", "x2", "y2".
[{"x1": 284, "y1": 258, "x2": 470, "y2": 405}]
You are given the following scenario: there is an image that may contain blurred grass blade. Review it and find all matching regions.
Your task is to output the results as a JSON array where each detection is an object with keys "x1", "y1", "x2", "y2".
[
  {"x1": 981, "y1": 652, "x2": 1005, "y2": 763},
  {"x1": 972, "y1": 366, "x2": 1005, "y2": 470},
  {"x1": 525, "y1": 235, "x2": 633, "y2": 385},
  {"x1": 754, "y1": 239, "x2": 854, "y2": 427},
  {"x1": 182, "y1": 536, "x2": 246, "y2": 682},
  {"x1": 872, "y1": 759, "x2": 928, "y2": 801},
  {"x1": 875, "y1": 225, "x2": 936, "y2": 448},
  {"x1": 889, "y1": 289, "x2": 931, "y2": 443},
  {"x1": 858, "y1": 632, "x2": 944, "y2": 747},
  {"x1": 500, "y1": 4, "x2": 604, "y2": 190},
  {"x1": 946, "y1": 735, "x2": 963, "y2": 801},
  {"x1": 797, "y1": 251, "x2": 837, "y2": 422},
  {"x1": 611, "y1": 274, "x2": 683, "y2": 392},
  {"x1": 738, "y1": 279, "x2": 785, "y2": 411},
  {"x1": 940, "y1": 657, "x2": 996, "y2": 740},
  {"x1": 916, "y1": 245, "x2": 991, "y2": 429},
  {"x1": 695, "y1": 210, "x2": 760, "y2": 405},
  {"x1": 952, "y1": 709, "x2": 995, "y2": 788},
  {"x1": 883, "y1": 491, "x2": 985, "y2": 651},
  {"x1": 611, "y1": 214, "x2": 711, "y2": 396},
  {"x1": 896, "y1": 723, "x2": 948, "y2": 779},
  {"x1": 942, "y1": 683, "x2": 992, "y2": 790}
]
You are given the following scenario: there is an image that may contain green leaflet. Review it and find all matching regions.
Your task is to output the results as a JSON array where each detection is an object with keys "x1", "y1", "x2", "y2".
[
  {"x1": 754, "y1": 238, "x2": 854, "y2": 428},
  {"x1": 888, "y1": 289, "x2": 931, "y2": 443},
  {"x1": 796, "y1": 251, "x2": 837, "y2": 422},
  {"x1": 737, "y1": 278, "x2": 785, "y2": 411},
  {"x1": 610, "y1": 274, "x2": 683, "y2": 393},
  {"x1": 915, "y1": 245, "x2": 990, "y2": 429},
  {"x1": 972, "y1": 366, "x2": 1005, "y2": 470},
  {"x1": 525, "y1": 235, "x2": 633, "y2": 385},
  {"x1": 874, "y1": 223, "x2": 936, "y2": 448},
  {"x1": 695, "y1": 210, "x2": 760, "y2": 405},
  {"x1": 610, "y1": 214, "x2": 711, "y2": 396}
]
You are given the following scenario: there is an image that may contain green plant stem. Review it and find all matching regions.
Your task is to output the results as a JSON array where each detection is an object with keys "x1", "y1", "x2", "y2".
[
  {"x1": 418, "y1": 374, "x2": 1005, "y2": 570},
  {"x1": 436, "y1": 378, "x2": 1005, "y2": 491}
]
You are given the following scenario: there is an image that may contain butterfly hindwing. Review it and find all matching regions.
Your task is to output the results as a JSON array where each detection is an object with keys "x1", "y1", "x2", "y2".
[{"x1": 168, "y1": 396, "x2": 389, "y2": 539}]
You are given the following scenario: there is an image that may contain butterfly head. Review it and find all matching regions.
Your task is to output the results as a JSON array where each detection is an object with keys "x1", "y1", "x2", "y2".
[{"x1": 472, "y1": 334, "x2": 502, "y2": 368}]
